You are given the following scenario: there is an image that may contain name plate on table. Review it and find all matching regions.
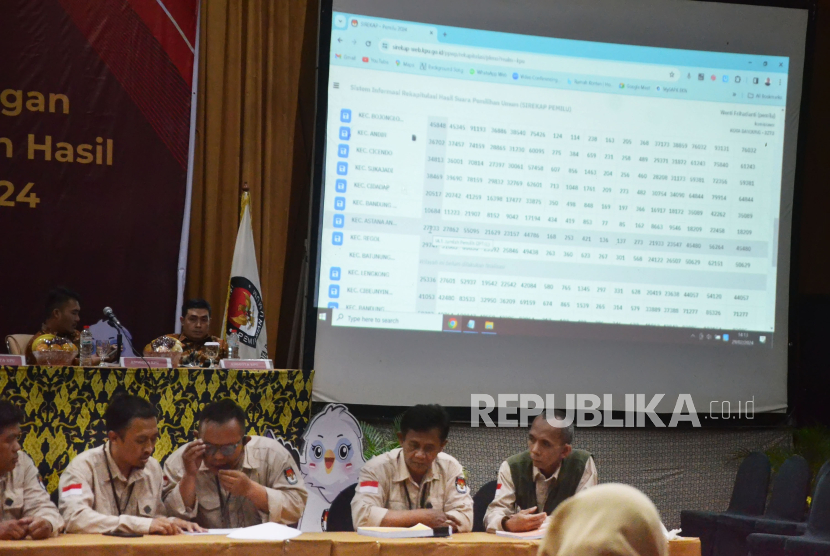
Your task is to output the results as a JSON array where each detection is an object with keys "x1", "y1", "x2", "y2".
[
  {"x1": 0, "y1": 355, "x2": 26, "y2": 365},
  {"x1": 120, "y1": 357, "x2": 172, "y2": 368},
  {"x1": 220, "y1": 359, "x2": 273, "y2": 370}
]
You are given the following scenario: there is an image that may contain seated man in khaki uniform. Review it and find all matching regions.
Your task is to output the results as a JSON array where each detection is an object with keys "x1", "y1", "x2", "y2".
[
  {"x1": 484, "y1": 411, "x2": 597, "y2": 533},
  {"x1": 351, "y1": 404, "x2": 473, "y2": 532},
  {"x1": 163, "y1": 399, "x2": 307, "y2": 528},
  {"x1": 146, "y1": 299, "x2": 228, "y2": 366},
  {"x1": 25, "y1": 287, "x2": 83, "y2": 365},
  {"x1": 58, "y1": 395, "x2": 203, "y2": 535},
  {"x1": 0, "y1": 400, "x2": 63, "y2": 539}
]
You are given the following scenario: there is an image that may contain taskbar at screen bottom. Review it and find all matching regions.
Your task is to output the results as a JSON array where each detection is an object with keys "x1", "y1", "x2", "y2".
[{"x1": 316, "y1": 308, "x2": 774, "y2": 348}]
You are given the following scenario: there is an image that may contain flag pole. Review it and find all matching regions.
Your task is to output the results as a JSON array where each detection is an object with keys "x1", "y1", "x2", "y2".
[{"x1": 240, "y1": 181, "x2": 250, "y2": 220}]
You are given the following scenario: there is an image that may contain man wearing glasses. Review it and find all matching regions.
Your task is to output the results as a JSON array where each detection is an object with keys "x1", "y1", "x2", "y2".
[
  {"x1": 146, "y1": 299, "x2": 228, "y2": 366},
  {"x1": 162, "y1": 399, "x2": 307, "y2": 528}
]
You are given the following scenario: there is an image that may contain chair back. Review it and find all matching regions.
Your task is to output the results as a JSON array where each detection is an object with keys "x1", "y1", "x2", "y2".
[
  {"x1": 765, "y1": 455, "x2": 811, "y2": 520},
  {"x1": 807, "y1": 473, "x2": 830, "y2": 538},
  {"x1": 325, "y1": 483, "x2": 357, "y2": 532},
  {"x1": 472, "y1": 480, "x2": 499, "y2": 532},
  {"x1": 727, "y1": 452, "x2": 771, "y2": 516},
  {"x1": 815, "y1": 460, "x2": 830, "y2": 495},
  {"x1": 5, "y1": 334, "x2": 32, "y2": 356}
]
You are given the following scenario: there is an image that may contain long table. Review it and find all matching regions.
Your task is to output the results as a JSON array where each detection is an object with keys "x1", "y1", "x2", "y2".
[{"x1": 2, "y1": 532, "x2": 701, "y2": 556}]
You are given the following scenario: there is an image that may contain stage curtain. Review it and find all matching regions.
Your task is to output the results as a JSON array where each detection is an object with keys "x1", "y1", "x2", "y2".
[{"x1": 185, "y1": 0, "x2": 317, "y2": 366}]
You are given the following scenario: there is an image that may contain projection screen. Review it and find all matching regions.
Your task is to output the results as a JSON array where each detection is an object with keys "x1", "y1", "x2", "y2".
[{"x1": 303, "y1": 0, "x2": 809, "y2": 412}]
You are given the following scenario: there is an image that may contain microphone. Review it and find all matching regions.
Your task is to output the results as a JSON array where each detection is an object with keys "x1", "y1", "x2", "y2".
[
  {"x1": 103, "y1": 307, "x2": 123, "y2": 328},
  {"x1": 102, "y1": 307, "x2": 148, "y2": 367}
]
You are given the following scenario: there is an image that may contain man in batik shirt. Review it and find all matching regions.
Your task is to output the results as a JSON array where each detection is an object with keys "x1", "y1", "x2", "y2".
[{"x1": 146, "y1": 299, "x2": 227, "y2": 366}]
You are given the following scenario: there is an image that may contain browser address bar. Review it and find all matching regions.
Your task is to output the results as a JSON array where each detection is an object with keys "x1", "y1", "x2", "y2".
[{"x1": 383, "y1": 40, "x2": 680, "y2": 82}]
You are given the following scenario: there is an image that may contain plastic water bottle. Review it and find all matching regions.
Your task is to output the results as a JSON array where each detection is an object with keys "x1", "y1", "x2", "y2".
[
  {"x1": 79, "y1": 326, "x2": 94, "y2": 366},
  {"x1": 228, "y1": 331, "x2": 240, "y2": 359}
]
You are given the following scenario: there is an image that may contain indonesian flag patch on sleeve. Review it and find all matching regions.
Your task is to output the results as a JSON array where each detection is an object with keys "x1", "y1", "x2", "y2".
[
  {"x1": 496, "y1": 482, "x2": 503, "y2": 492},
  {"x1": 61, "y1": 483, "x2": 83, "y2": 498},
  {"x1": 456, "y1": 476, "x2": 468, "y2": 493},
  {"x1": 358, "y1": 480, "x2": 379, "y2": 494}
]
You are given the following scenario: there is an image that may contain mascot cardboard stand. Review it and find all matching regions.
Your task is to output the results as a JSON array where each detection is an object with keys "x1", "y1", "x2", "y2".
[{"x1": 272, "y1": 404, "x2": 366, "y2": 531}]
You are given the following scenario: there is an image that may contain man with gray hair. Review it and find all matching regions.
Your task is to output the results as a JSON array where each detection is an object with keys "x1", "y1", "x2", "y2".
[{"x1": 483, "y1": 411, "x2": 596, "y2": 533}]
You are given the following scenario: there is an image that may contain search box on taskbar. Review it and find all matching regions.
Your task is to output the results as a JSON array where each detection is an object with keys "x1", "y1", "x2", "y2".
[{"x1": 331, "y1": 310, "x2": 443, "y2": 332}]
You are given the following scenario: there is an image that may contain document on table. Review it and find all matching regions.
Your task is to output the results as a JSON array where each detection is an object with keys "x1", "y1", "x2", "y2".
[
  {"x1": 495, "y1": 529, "x2": 546, "y2": 540},
  {"x1": 661, "y1": 522, "x2": 682, "y2": 540},
  {"x1": 226, "y1": 522, "x2": 303, "y2": 541},
  {"x1": 184, "y1": 529, "x2": 239, "y2": 535},
  {"x1": 357, "y1": 523, "x2": 434, "y2": 538}
]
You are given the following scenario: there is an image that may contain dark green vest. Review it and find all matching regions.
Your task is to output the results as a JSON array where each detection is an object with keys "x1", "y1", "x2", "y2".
[{"x1": 507, "y1": 449, "x2": 591, "y2": 515}]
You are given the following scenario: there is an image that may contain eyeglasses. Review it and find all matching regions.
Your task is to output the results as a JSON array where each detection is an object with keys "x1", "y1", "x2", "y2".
[{"x1": 203, "y1": 440, "x2": 243, "y2": 457}]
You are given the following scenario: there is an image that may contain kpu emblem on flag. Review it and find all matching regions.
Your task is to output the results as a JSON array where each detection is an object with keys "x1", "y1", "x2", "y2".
[
  {"x1": 358, "y1": 480, "x2": 379, "y2": 494},
  {"x1": 227, "y1": 276, "x2": 265, "y2": 348}
]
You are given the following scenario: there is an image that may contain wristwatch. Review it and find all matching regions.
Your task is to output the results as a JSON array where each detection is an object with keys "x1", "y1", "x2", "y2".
[{"x1": 501, "y1": 515, "x2": 510, "y2": 531}]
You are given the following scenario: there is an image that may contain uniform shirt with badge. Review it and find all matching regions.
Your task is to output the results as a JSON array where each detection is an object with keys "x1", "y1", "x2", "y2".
[
  {"x1": 483, "y1": 456, "x2": 598, "y2": 532},
  {"x1": 351, "y1": 447, "x2": 474, "y2": 532},
  {"x1": 58, "y1": 443, "x2": 167, "y2": 534},
  {"x1": 0, "y1": 452, "x2": 63, "y2": 535},
  {"x1": 162, "y1": 435, "x2": 307, "y2": 528}
]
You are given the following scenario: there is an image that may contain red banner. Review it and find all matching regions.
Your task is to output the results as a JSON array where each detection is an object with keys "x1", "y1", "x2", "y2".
[{"x1": 0, "y1": 0, "x2": 199, "y2": 346}]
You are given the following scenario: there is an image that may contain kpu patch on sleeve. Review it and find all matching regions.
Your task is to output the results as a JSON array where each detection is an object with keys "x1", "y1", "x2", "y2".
[
  {"x1": 455, "y1": 476, "x2": 468, "y2": 493},
  {"x1": 284, "y1": 468, "x2": 298, "y2": 485}
]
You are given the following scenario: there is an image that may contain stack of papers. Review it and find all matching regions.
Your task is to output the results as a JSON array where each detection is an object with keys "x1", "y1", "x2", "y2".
[
  {"x1": 495, "y1": 529, "x2": 546, "y2": 540},
  {"x1": 357, "y1": 523, "x2": 434, "y2": 538}
]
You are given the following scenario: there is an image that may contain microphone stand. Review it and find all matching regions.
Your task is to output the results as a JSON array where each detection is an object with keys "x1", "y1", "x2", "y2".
[{"x1": 107, "y1": 318, "x2": 151, "y2": 369}]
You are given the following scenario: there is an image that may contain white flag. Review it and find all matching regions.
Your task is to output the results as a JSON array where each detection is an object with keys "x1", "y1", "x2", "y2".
[{"x1": 222, "y1": 190, "x2": 268, "y2": 359}]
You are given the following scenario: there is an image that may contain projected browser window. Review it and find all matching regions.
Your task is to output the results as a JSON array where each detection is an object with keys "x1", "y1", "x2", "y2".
[{"x1": 317, "y1": 12, "x2": 789, "y2": 348}]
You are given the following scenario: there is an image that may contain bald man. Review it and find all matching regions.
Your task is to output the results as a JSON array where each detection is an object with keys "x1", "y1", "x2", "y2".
[{"x1": 483, "y1": 412, "x2": 597, "y2": 533}]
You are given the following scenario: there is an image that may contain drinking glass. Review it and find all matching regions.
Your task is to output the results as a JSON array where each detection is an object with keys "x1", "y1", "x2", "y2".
[
  {"x1": 204, "y1": 342, "x2": 220, "y2": 368},
  {"x1": 96, "y1": 339, "x2": 110, "y2": 367}
]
